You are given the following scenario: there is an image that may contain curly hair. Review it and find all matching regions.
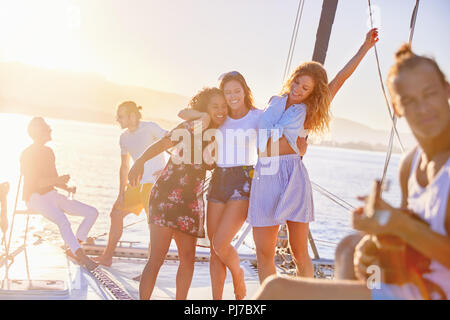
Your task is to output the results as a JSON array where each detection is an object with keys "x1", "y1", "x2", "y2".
[
  {"x1": 188, "y1": 86, "x2": 224, "y2": 114},
  {"x1": 281, "y1": 61, "x2": 331, "y2": 135},
  {"x1": 219, "y1": 71, "x2": 257, "y2": 110},
  {"x1": 387, "y1": 43, "x2": 447, "y2": 97}
]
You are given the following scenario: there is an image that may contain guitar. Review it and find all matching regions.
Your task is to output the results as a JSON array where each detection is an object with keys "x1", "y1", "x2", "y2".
[{"x1": 363, "y1": 180, "x2": 445, "y2": 299}]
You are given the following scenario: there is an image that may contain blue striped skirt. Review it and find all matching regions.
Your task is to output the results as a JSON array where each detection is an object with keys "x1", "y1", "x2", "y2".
[{"x1": 248, "y1": 154, "x2": 314, "y2": 227}]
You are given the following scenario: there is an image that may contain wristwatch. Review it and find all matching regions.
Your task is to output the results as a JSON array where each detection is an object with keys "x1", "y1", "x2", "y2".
[{"x1": 373, "y1": 209, "x2": 391, "y2": 226}]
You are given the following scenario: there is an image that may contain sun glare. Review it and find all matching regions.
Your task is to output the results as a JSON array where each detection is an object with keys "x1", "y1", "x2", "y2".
[
  {"x1": 0, "y1": 0, "x2": 83, "y2": 72},
  {"x1": 0, "y1": 115, "x2": 32, "y2": 203}
]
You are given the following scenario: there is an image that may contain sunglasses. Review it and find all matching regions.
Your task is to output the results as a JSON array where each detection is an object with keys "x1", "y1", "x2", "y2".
[{"x1": 217, "y1": 71, "x2": 242, "y2": 81}]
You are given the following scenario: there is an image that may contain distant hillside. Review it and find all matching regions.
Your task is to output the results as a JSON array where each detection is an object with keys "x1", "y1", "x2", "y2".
[
  {"x1": 0, "y1": 61, "x2": 188, "y2": 128},
  {"x1": 322, "y1": 117, "x2": 416, "y2": 152},
  {"x1": 0, "y1": 61, "x2": 416, "y2": 150}
]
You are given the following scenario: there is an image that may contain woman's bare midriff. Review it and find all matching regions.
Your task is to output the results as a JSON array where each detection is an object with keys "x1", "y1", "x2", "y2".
[{"x1": 259, "y1": 136, "x2": 306, "y2": 157}]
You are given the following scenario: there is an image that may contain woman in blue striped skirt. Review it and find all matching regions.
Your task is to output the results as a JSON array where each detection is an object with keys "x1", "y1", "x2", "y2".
[{"x1": 248, "y1": 28, "x2": 379, "y2": 283}]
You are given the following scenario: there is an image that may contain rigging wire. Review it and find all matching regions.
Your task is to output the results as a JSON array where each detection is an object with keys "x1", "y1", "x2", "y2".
[
  {"x1": 282, "y1": 0, "x2": 305, "y2": 83},
  {"x1": 380, "y1": 117, "x2": 397, "y2": 184},
  {"x1": 311, "y1": 181, "x2": 356, "y2": 212},
  {"x1": 409, "y1": 0, "x2": 420, "y2": 45},
  {"x1": 91, "y1": 218, "x2": 147, "y2": 241},
  {"x1": 367, "y1": 0, "x2": 420, "y2": 188},
  {"x1": 282, "y1": 0, "x2": 301, "y2": 83},
  {"x1": 367, "y1": 0, "x2": 406, "y2": 154}
]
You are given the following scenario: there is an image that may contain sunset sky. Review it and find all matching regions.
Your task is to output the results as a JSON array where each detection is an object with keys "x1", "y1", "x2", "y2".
[{"x1": 0, "y1": 0, "x2": 448, "y2": 132}]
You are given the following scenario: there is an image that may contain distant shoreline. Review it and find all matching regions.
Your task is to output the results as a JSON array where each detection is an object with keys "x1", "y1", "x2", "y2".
[{"x1": 316, "y1": 140, "x2": 404, "y2": 154}]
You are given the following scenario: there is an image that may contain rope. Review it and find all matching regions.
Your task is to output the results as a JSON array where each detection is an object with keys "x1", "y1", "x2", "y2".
[
  {"x1": 367, "y1": 0, "x2": 420, "y2": 189},
  {"x1": 367, "y1": 0, "x2": 406, "y2": 154},
  {"x1": 91, "y1": 218, "x2": 147, "y2": 241},
  {"x1": 311, "y1": 181, "x2": 356, "y2": 212},
  {"x1": 282, "y1": 0, "x2": 305, "y2": 83},
  {"x1": 409, "y1": 0, "x2": 420, "y2": 45},
  {"x1": 380, "y1": 117, "x2": 397, "y2": 185}
]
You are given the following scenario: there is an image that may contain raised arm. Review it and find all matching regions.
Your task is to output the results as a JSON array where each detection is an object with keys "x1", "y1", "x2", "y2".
[
  {"x1": 328, "y1": 28, "x2": 378, "y2": 100},
  {"x1": 178, "y1": 108, "x2": 204, "y2": 120},
  {"x1": 178, "y1": 108, "x2": 211, "y2": 131}
]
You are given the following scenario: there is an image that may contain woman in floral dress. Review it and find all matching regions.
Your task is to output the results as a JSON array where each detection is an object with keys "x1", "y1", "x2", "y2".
[
  {"x1": 149, "y1": 122, "x2": 208, "y2": 238},
  {"x1": 128, "y1": 87, "x2": 228, "y2": 300}
]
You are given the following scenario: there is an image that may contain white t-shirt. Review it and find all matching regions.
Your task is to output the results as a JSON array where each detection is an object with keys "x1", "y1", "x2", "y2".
[
  {"x1": 216, "y1": 109, "x2": 263, "y2": 167},
  {"x1": 120, "y1": 121, "x2": 168, "y2": 184}
]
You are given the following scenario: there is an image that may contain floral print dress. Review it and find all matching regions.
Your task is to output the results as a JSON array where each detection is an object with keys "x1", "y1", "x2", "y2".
[{"x1": 148, "y1": 121, "x2": 212, "y2": 238}]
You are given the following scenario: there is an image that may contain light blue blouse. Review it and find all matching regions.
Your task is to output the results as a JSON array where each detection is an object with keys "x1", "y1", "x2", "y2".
[{"x1": 257, "y1": 94, "x2": 308, "y2": 155}]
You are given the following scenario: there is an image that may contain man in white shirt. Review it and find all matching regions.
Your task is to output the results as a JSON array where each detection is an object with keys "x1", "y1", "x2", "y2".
[{"x1": 95, "y1": 101, "x2": 167, "y2": 266}]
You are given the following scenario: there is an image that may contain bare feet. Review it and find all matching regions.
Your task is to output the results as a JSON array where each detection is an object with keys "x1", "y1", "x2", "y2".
[
  {"x1": 74, "y1": 248, "x2": 99, "y2": 271},
  {"x1": 132, "y1": 274, "x2": 142, "y2": 281},
  {"x1": 81, "y1": 256, "x2": 99, "y2": 271},
  {"x1": 233, "y1": 268, "x2": 247, "y2": 300},
  {"x1": 93, "y1": 255, "x2": 113, "y2": 267},
  {"x1": 65, "y1": 249, "x2": 98, "y2": 271},
  {"x1": 78, "y1": 237, "x2": 96, "y2": 245},
  {"x1": 65, "y1": 248, "x2": 79, "y2": 261}
]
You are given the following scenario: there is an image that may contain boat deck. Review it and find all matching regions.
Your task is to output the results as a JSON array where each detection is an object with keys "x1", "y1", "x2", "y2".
[
  {"x1": 0, "y1": 240, "x2": 107, "y2": 299},
  {"x1": 0, "y1": 239, "x2": 261, "y2": 300}
]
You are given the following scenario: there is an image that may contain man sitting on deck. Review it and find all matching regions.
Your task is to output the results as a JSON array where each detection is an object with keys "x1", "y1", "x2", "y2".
[{"x1": 20, "y1": 117, "x2": 99, "y2": 271}]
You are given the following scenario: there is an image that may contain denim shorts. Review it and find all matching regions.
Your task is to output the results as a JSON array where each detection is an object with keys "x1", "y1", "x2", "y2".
[{"x1": 207, "y1": 166, "x2": 254, "y2": 204}]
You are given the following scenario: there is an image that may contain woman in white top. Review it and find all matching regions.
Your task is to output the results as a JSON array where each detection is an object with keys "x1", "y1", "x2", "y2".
[
  {"x1": 254, "y1": 44, "x2": 450, "y2": 300},
  {"x1": 179, "y1": 72, "x2": 288, "y2": 300}
]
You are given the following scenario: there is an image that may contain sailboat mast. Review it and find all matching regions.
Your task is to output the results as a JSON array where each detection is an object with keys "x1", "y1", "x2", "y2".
[
  {"x1": 312, "y1": 0, "x2": 339, "y2": 64},
  {"x1": 307, "y1": 0, "x2": 339, "y2": 261}
]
